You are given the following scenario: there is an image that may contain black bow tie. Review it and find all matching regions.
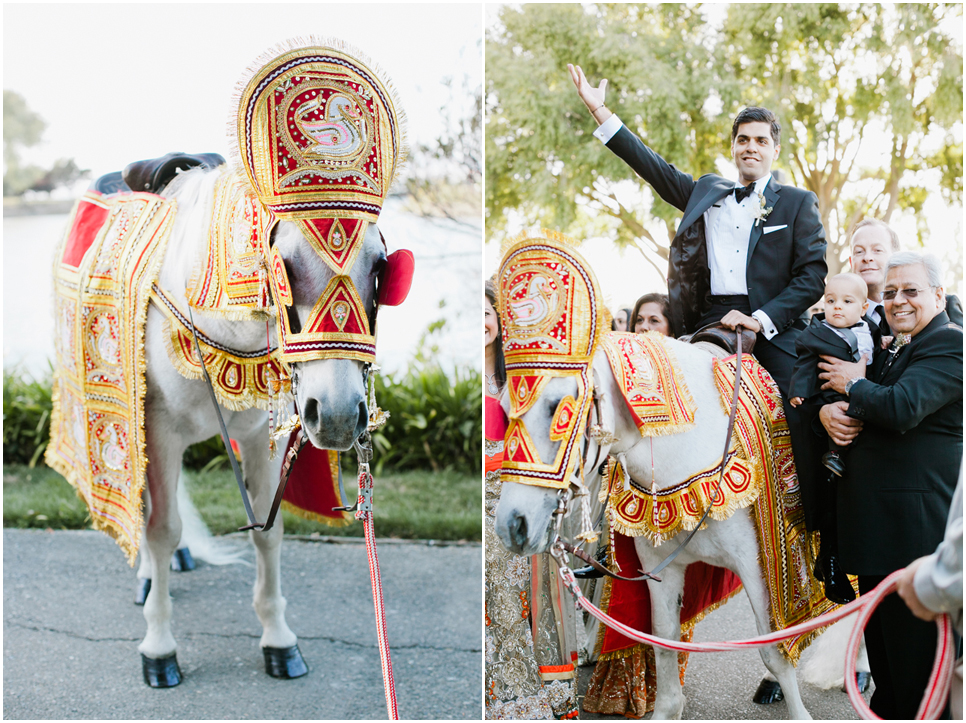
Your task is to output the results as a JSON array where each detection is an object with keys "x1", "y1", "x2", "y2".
[{"x1": 734, "y1": 184, "x2": 756, "y2": 203}]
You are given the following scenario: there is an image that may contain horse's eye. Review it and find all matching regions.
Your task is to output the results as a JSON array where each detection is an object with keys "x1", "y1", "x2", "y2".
[{"x1": 372, "y1": 257, "x2": 386, "y2": 277}]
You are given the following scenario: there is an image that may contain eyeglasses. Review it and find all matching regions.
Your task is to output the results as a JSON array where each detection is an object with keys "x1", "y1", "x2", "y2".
[{"x1": 882, "y1": 287, "x2": 934, "y2": 301}]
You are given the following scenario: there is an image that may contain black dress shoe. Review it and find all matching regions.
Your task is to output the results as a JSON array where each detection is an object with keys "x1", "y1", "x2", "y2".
[
  {"x1": 822, "y1": 451, "x2": 846, "y2": 477},
  {"x1": 572, "y1": 565, "x2": 604, "y2": 579},
  {"x1": 821, "y1": 554, "x2": 856, "y2": 605}
]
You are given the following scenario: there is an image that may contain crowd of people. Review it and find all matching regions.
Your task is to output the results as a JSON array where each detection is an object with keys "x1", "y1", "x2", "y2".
[{"x1": 485, "y1": 63, "x2": 961, "y2": 720}]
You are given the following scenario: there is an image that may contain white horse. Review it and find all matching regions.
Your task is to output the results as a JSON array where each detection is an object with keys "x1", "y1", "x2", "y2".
[
  {"x1": 495, "y1": 338, "x2": 818, "y2": 720},
  {"x1": 131, "y1": 165, "x2": 383, "y2": 685}
]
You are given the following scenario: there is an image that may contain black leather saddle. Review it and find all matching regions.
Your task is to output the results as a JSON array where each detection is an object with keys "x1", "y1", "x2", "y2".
[
  {"x1": 685, "y1": 322, "x2": 757, "y2": 356},
  {"x1": 123, "y1": 152, "x2": 225, "y2": 193},
  {"x1": 89, "y1": 152, "x2": 225, "y2": 195}
]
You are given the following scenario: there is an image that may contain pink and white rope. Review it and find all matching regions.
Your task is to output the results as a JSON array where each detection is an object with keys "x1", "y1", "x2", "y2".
[
  {"x1": 558, "y1": 564, "x2": 954, "y2": 719},
  {"x1": 356, "y1": 468, "x2": 399, "y2": 720}
]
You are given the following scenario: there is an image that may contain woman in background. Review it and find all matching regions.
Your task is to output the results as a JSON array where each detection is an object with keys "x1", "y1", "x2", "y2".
[
  {"x1": 611, "y1": 307, "x2": 632, "y2": 332},
  {"x1": 630, "y1": 293, "x2": 671, "y2": 336}
]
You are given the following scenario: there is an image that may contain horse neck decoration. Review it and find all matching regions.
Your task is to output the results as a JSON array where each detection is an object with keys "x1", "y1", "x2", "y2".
[
  {"x1": 45, "y1": 37, "x2": 414, "y2": 691},
  {"x1": 493, "y1": 233, "x2": 843, "y2": 719}
]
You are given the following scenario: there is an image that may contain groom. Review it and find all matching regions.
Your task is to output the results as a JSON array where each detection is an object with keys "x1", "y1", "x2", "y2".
[{"x1": 568, "y1": 65, "x2": 836, "y2": 588}]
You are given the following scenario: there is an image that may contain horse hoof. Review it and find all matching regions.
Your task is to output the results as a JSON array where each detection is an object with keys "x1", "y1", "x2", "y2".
[
  {"x1": 142, "y1": 653, "x2": 181, "y2": 688},
  {"x1": 263, "y1": 645, "x2": 308, "y2": 679},
  {"x1": 855, "y1": 671, "x2": 872, "y2": 693},
  {"x1": 134, "y1": 578, "x2": 151, "y2": 605},
  {"x1": 170, "y1": 547, "x2": 195, "y2": 572},
  {"x1": 752, "y1": 678, "x2": 784, "y2": 704}
]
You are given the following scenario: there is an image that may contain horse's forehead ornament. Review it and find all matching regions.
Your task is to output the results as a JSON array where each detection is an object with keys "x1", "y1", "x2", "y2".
[
  {"x1": 497, "y1": 231, "x2": 605, "y2": 489},
  {"x1": 229, "y1": 40, "x2": 411, "y2": 365}
]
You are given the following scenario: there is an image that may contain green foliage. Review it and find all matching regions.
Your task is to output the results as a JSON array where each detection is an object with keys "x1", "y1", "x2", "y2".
[
  {"x1": 486, "y1": 3, "x2": 963, "y2": 275},
  {"x1": 3, "y1": 464, "x2": 480, "y2": 541},
  {"x1": 3, "y1": 369, "x2": 52, "y2": 467},
  {"x1": 3, "y1": 90, "x2": 88, "y2": 196}
]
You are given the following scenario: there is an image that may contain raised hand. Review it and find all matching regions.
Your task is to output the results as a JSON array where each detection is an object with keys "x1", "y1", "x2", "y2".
[{"x1": 567, "y1": 64, "x2": 610, "y2": 121}]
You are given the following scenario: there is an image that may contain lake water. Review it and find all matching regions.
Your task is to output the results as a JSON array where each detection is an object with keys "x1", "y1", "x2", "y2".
[{"x1": 2, "y1": 198, "x2": 482, "y2": 378}]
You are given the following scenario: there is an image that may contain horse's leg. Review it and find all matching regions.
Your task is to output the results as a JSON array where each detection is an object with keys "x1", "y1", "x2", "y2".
[
  {"x1": 137, "y1": 427, "x2": 185, "y2": 687},
  {"x1": 733, "y1": 551, "x2": 812, "y2": 720},
  {"x1": 236, "y1": 429, "x2": 307, "y2": 679},
  {"x1": 635, "y1": 541, "x2": 687, "y2": 720},
  {"x1": 135, "y1": 488, "x2": 153, "y2": 605}
]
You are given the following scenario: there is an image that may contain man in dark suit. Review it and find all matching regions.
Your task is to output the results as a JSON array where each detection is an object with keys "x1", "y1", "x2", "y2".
[
  {"x1": 818, "y1": 251, "x2": 962, "y2": 719},
  {"x1": 567, "y1": 63, "x2": 828, "y2": 548}
]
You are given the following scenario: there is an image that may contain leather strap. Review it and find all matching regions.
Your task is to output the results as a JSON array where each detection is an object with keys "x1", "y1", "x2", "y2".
[{"x1": 185, "y1": 300, "x2": 296, "y2": 532}]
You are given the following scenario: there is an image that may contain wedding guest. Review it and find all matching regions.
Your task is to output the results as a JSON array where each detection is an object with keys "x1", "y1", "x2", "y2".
[
  {"x1": 818, "y1": 251, "x2": 962, "y2": 719},
  {"x1": 630, "y1": 293, "x2": 671, "y2": 336},
  {"x1": 611, "y1": 307, "x2": 632, "y2": 332}
]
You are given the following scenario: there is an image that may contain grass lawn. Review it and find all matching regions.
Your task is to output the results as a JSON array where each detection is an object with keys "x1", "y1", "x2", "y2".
[{"x1": 3, "y1": 464, "x2": 481, "y2": 542}]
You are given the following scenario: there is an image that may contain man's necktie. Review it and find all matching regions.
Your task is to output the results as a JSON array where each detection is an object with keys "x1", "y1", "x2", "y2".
[
  {"x1": 874, "y1": 305, "x2": 890, "y2": 336},
  {"x1": 734, "y1": 184, "x2": 755, "y2": 203}
]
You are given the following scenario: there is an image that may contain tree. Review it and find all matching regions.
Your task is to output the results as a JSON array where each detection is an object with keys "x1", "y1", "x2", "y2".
[
  {"x1": 486, "y1": 3, "x2": 962, "y2": 278},
  {"x1": 3, "y1": 89, "x2": 89, "y2": 197},
  {"x1": 719, "y1": 3, "x2": 963, "y2": 272}
]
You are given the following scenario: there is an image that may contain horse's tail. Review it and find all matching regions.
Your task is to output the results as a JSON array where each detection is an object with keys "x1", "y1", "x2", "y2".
[
  {"x1": 178, "y1": 471, "x2": 251, "y2": 566},
  {"x1": 800, "y1": 613, "x2": 869, "y2": 689}
]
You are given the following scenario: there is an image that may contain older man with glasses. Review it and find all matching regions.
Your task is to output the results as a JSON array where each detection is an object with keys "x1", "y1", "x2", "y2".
[{"x1": 817, "y1": 250, "x2": 963, "y2": 719}]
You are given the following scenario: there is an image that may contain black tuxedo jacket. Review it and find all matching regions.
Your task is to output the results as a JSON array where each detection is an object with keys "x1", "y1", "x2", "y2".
[
  {"x1": 836, "y1": 311, "x2": 963, "y2": 575},
  {"x1": 606, "y1": 126, "x2": 828, "y2": 355},
  {"x1": 789, "y1": 313, "x2": 881, "y2": 404}
]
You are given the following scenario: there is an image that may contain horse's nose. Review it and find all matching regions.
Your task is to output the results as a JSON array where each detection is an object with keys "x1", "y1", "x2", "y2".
[
  {"x1": 302, "y1": 397, "x2": 320, "y2": 431},
  {"x1": 507, "y1": 512, "x2": 529, "y2": 553},
  {"x1": 353, "y1": 400, "x2": 368, "y2": 440}
]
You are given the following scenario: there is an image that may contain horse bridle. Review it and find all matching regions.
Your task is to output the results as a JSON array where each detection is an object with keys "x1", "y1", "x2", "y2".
[{"x1": 550, "y1": 329, "x2": 746, "y2": 584}]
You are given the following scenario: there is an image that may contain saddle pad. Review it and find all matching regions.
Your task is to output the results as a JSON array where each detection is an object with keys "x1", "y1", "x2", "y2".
[
  {"x1": 46, "y1": 191, "x2": 177, "y2": 564},
  {"x1": 186, "y1": 169, "x2": 275, "y2": 319},
  {"x1": 601, "y1": 332, "x2": 696, "y2": 437},
  {"x1": 712, "y1": 355, "x2": 839, "y2": 661}
]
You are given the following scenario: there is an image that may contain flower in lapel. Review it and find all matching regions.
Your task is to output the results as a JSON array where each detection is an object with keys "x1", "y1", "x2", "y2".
[
  {"x1": 892, "y1": 332, "x2": 912, "y2": 350},
  {"x1": 752, "y1": 192, "x2": 774, "y2": 227}
]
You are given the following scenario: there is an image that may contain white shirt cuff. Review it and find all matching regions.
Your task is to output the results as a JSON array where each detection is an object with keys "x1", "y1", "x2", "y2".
[
  {"x1": 593, "y1": 114, "x2": 624, "y2": 144},
  {"x1": 752, "y1": 310, "x2": 778, "y2": 339}
]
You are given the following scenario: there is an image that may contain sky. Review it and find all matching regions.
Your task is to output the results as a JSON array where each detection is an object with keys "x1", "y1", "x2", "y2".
[{"x1": 4, "y1": 4, "x2": 482, "y2": 181}]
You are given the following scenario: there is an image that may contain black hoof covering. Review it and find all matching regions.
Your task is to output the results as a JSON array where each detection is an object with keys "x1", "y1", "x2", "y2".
[
  {"x1": 142, "y1": 653, "x2": 182, "y2": 688},
  {"x1": 171, "y1": 547, "x2": 196, "y2": 572},
  {"x1": 134, "y1": 578, "x2": 151, "y2": 605},
  {"x1": 752, "y1": 678, "x2": 784, "y2": 704},
  {"x1": 263, "y1": 645, "x2": 308, "y2": 679},
  {"x1": 855, "y1": 671, "x2": 872, "y2": 693}
]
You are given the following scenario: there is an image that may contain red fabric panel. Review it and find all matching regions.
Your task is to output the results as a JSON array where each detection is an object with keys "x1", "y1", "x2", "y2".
[
  {"x1": 62, "y1": 197, "x2": 110, "y2": 267},
  {"x1": 281, "y1": 431, "x2": 345, "y2": 522},
  {"x1": 378, "y1": 249, "x2": 414, "y2": 306},
  {"x1": 600, "y1": 530, "x2": 743, "y2": 655},
  {"x1": 485, "y1": 395, "x2": 508, "y2": 442}
]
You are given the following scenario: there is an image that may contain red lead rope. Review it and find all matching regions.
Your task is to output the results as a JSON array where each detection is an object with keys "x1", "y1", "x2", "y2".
[
  {"x1": 355, "y1": 465, "x2": 399, "y2": 720},
  {"x1": 555, "y1": 562, "x2": 954, "y2": 719}
]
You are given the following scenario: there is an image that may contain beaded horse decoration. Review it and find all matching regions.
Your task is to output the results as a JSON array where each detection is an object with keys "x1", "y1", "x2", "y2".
[{"x1": 497, "y1": 231, "x2": 605, "y2": 490}]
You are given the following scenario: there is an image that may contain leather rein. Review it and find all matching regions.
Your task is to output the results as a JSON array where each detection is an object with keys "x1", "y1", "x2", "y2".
[{"x1": 553, "y1": 328, "x2": 745, "y2": 584}]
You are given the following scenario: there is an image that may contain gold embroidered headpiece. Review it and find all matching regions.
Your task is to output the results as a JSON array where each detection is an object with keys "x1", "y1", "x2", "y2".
[
  {"x1": 230, "y1": 39, "x2": 407, "y2": 364},
  {"x1": 497, "y1": 231, "x2": 605, "y2": 489}
]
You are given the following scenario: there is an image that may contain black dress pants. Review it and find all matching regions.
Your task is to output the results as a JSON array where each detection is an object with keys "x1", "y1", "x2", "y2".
[
  {"x1": 858, "y1": 575, "x2": 950, "y2": 719},
  {"x1": 699, "y1": 299, "x2": 824, "y2": 533}
]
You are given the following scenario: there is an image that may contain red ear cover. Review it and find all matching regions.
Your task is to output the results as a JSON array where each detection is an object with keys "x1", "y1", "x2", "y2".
[{"x1": 378, "y1": 249, "x2": 415, "y2": 306}]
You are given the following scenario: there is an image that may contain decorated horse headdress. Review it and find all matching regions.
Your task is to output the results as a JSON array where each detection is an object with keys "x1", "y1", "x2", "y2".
[
  {"x1": 497, "y1": 231, "x2": 605, "y2": 489},
  {"x1": 229, "y1": 38, "x2": 413, "y2": 365}
]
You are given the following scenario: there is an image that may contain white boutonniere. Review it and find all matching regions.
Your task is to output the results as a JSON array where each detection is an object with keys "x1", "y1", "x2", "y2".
[
  {"x1": 753, "y1": 192, "x2": 774, "y2": 227},
  {"x1": 892, "y1": 332, "x2": 912, "y2": 350}
]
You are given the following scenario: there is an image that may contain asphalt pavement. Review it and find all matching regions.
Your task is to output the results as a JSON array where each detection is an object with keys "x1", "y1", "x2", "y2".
[{"x1": 3, "y1": 529, "x2": 482, "y2": 720}]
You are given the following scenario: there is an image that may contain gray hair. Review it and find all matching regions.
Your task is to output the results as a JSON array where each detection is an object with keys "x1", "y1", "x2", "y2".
[
  {"x1": 850, "y1": 218, "x2": 901, "y2": 253},
  {"x1": 886, "y1": 251, "x2": 944, "y2": 288}
]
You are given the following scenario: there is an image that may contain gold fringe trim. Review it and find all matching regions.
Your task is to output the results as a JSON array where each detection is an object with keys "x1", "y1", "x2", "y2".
[
  {"x1": 681, "y1": 582, "x2": 744, "y2": 632},
  {"x1": 280, "y1": 499, "x2": 354, "y2": 528},
  {"x1": 152, "y1": 290, "x2": 280, "y2": 412}
]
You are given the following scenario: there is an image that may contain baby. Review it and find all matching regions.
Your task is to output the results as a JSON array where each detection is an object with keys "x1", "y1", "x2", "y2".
[{"x1": 789, "y1": 273, "x2": 883, "y2": 477}]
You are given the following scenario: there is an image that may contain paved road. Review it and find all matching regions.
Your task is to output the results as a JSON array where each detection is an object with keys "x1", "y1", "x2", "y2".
[
  {"x1": 577, "y1": 589, "x2": 870, "y2": 720},
  {"x1": 4, "y1": 529, "x2": 481, "y2": 720}
]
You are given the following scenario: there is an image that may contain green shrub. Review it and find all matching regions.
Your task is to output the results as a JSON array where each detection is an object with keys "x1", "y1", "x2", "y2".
[{"x1": 3, "y1": 368, "x2": 53, "y2": 467}]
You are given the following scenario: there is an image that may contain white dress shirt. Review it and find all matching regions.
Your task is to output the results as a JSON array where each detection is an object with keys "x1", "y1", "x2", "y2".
[
  {"x1": 823, "y1": 319, "x2": 874, "y2": 365},
  {"x1": 594, "y1": 115, "x2": 779, "y2": 338}
]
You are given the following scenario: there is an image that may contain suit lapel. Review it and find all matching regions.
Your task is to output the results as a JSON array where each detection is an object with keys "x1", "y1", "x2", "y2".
[
  {"x1": 679, "y1": 179, "x2": 733, "y2": 234},
  {"x1": 746, "y1": 178, "x2": 781, "y2": 268}
]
